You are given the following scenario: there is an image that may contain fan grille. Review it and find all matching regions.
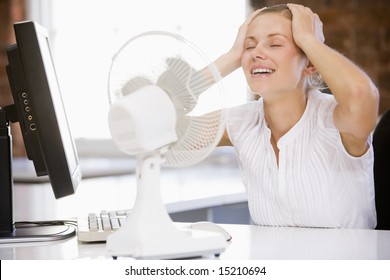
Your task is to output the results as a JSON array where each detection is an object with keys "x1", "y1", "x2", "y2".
[{"x1": 108, "y1": 31, "x2": 226, "y2": 167}]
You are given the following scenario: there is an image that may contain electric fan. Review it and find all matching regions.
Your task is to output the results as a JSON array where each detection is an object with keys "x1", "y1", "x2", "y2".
[{"x1": 106, "y1": 31, "x2": 227, "y2": 259}]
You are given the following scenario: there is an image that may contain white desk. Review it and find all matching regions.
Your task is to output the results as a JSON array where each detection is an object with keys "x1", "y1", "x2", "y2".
[
  {"x1": 1, "y1": 224, "x2": 390, "y2": 260},
  {"x1": 4, "y1": 151, "x2": 390, "y2": 260}
]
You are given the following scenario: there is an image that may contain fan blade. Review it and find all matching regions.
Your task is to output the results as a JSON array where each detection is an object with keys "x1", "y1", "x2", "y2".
[
  {"x1": 122, "y1": 76, "x2": 153, "y2": 96},
  {"x1": 157, "y1": 57, "x2": 217, "y2": 114}
]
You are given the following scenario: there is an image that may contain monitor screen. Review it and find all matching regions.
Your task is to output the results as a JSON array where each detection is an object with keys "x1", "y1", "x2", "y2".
[{"x1": 6, "y1": 21, "x2": 82, "y2": 198}]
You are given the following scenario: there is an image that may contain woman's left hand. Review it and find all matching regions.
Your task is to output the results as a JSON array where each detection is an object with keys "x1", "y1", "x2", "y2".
[{"x1": 287, "y1": 3, "x2": 325, "y2": 49}]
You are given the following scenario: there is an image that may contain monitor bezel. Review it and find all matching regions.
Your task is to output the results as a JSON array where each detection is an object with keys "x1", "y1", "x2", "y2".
[{"x1": 7, "y1": 21, "x2": 81, "y2": 199}]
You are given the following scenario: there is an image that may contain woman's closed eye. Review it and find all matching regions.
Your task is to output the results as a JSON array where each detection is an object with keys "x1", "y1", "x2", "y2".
[
  {"x1": 244, "y1": 37, "x2": 257, "y2": 50},
  {"x1": 244, "y1": 42, "x2": 257, "y2": 50},
  {"x1": 269, "y1": 41, "x2": 283, "y2": 48}
]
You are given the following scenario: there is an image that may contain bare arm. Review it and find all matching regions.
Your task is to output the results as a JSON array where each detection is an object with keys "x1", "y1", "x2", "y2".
[{"x1": 288, "y1": 4, "x2": 379, "y2": 156}]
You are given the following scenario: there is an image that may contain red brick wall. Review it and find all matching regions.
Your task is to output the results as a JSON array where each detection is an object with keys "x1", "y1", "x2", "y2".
[
  {"x1": 0, "y1": 0, "x2": 26, "y2": 156},
  {"x1": 0, "y1": 0, "x2": 25, "y2": 106},
  {"x1": 251, "y1": 0, "x2": 390, "y2": 114}
]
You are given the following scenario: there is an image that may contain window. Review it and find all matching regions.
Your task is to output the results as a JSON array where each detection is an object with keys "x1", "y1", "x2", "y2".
[{"x1": 27, "y1": 0, "x2": 249, "y2": 141}]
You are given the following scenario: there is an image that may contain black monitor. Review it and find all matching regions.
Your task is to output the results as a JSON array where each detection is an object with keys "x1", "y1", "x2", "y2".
[{"x1": 0, "y1": 21, "x2": 82, "y2": 243}]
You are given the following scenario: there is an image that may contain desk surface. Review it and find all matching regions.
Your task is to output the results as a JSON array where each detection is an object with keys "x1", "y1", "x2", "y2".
[
  {"x1": 6, "y1": 152, "x2": 390, "y2": 260},
  {"x1": 12, "y1": 161, "x2": 246, "y2": 221},
  {"x1": 1, "y1": 224, "x2": 390, "y2": 260}
]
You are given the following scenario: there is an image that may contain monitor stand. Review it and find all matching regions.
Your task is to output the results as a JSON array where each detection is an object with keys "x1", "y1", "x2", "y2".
[
  {"x1": 0, "y1": 107, "x2": 76, "y2": 244},
  {"x1": 0, "y1": 225, "x2": 76, "y2": 244}
]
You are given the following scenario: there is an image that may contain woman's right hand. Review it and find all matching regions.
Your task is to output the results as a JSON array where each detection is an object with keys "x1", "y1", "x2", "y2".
[
  {"x1": 214, "y1": 8, "x2": 265, "y2": 77},
  {"x1": 227, "y1": 8, "x2": 265, "y2": 67}
]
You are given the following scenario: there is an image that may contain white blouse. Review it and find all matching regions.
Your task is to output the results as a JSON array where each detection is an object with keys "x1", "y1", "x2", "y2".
[{"x1": 227, "y1": 90, "x2": 376, "y2": 229}]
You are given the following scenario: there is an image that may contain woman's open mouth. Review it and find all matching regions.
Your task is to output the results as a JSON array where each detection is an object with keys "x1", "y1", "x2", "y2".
[{"x1": 251, "y1": 68, "x2": 275, "y2": 75}]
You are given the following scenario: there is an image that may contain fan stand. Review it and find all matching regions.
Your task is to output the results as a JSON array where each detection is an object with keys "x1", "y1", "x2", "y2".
[{"x1": 106, "y1": 153, "x2": 227, "y2": 259}]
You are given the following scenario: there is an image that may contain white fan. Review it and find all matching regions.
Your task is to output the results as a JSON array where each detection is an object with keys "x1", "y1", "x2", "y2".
[{"x1": 106, "y1": 31, "x2": 227, "y2": 259}]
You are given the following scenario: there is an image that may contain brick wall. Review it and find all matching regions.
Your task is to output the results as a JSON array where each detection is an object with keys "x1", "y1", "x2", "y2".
[
  {"x1": 0, "y1": 0, "x2": 25, "y2": 106},
  {"x1": 250, "y1": 0, "x2": 390, "y2": 114},
  {"x1": 0, "y1": 0, "x2": 12, "y2": 106},
  {"x1": 0, "y1": 0, "x2": 26, "y2": 156}
]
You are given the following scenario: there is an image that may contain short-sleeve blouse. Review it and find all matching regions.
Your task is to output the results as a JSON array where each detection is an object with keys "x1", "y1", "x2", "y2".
[{"x1": 227, "y1": 90, "x2": 376, "y2": 229}]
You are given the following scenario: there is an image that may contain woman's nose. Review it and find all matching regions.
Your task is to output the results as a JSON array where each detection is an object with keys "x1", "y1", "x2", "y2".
[{"x1": 252, "y1": 45, "x2": 267, "y2": 60}]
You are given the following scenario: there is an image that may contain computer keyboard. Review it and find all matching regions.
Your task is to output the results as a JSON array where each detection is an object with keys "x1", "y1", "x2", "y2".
[
  {"x1": 77, "y1": 210, "x2": 232, "y2": 243},
  {"x1": 77, "y1": 209, "x2": 131, "y2": 242}
]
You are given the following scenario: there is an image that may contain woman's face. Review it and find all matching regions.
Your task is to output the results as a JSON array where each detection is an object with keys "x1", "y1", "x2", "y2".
[{"x1": 241, "y1": 12, "x2": 309, "y2": 96}]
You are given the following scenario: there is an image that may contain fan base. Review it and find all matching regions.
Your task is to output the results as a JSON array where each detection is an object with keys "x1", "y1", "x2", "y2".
[
  {"x1": 105, "y1": 155, "x2": 227, "y2": 259},
  {"x1": 106, "y1": 223, "x2": 227, "y2": 259}
]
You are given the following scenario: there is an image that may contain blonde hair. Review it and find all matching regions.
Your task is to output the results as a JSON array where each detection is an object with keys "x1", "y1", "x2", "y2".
[
  {"x1": 255, "y1": 4, "x2": 292, "y2": 20},
  {"x1": 253, "y1": 4, "x2": 328, "y2": 91}
]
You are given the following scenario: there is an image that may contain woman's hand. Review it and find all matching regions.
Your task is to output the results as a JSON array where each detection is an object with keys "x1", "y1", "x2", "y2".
[
  {"x1": 214, "y1": 8, "x2": 266, "y2": 77},
  {"x1": 287, "y1": 3, "x2": 325, "y2": 49},
  {"x1": 226, "y1": 8, "x2": 265, "y2": 66}
]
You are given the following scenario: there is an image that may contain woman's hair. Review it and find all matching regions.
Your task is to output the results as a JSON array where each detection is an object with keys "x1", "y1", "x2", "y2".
[
  {"x1": 252, "y1": 4, "x2": 328, "y2": 91},
  {"x1": 255, "y1": 4, "x2": 292, "y2": 20}
]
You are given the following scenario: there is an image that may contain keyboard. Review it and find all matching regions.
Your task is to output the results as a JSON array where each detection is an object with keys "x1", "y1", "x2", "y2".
[
  {"x1": 77, "y1": 210, "x2": 232, "y2": 243},
  {"x1": 77, "y1": 210, "x2": 131, "y2": 242}
]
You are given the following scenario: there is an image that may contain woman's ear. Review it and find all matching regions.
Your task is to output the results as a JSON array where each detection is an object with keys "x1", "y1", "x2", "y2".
[{"x1": 304, "y1": 61, "x2": 317, "y2": 76}]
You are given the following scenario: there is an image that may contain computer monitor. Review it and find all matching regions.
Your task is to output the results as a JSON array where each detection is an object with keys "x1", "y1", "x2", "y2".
[{"x1": 0, "y1": 21, "x2": 82, "y2": 243}]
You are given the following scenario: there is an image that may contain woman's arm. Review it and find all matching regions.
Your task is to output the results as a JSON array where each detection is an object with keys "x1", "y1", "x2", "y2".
[{"x1": 287, "y1": 4, "x2": 379, "y2": 156}]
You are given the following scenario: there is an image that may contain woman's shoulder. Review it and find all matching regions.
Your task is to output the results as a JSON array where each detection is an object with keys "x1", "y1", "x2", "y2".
[
  {"x1": 226, "y1": 99, "x2": 263, "y2": 144},
  {"x1": 310, "y1": 89, "x2": 336, "y2": 108},
  {"x1": 309, "y1": 90, "x2": 337, "y2": 128},
  {"x1": 231, "y1": 99, "x2": 261, "y2": 111},
  {"x1": 227, "y1": 99, "x2": 262, "y2": 122}
]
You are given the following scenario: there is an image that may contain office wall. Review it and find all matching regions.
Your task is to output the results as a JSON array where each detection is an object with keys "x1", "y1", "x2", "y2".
[{"x1": 251, "y1": 0, "x2": 390, "y2": 114}]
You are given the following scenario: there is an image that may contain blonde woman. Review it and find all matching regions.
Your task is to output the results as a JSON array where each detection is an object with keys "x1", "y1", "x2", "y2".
[{"x1": 214, "y1": 4, "x2": 379, "y2": 229}]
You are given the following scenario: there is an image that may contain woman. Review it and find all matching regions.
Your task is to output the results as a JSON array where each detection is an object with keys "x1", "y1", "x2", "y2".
[{"x1": 213, "y1": 4, "x2": 379, "y2": 228}]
